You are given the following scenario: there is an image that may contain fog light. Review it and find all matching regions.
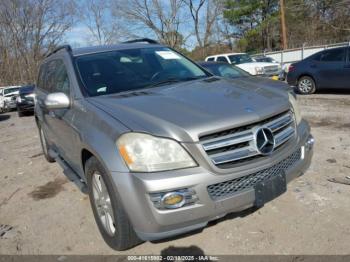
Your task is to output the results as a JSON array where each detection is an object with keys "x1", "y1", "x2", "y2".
[
  {"x1": 150, "y1": 189, "x2": 197, "y2": 210},
  {"x1": 305, "y1": 135, "x2": 314, "y2": 151},
  {"x1": 161, "y1": 192, "x2": 185, "y2": 209}
]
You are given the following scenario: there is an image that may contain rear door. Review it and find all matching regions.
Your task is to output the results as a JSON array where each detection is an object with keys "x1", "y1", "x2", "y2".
[{"x1": 314, "y1": 48, "x2": 346, "y2": 88}]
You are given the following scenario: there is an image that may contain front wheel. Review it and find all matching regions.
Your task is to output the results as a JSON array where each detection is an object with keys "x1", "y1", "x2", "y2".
[
  {"x1": 38, "y1": 124, "x2": 55, "y2": 163},
  {"x1": 86, "y1": 157, "x2": 142, "y2": 250},
  {"x1": 297, "y1": 76, "x2": 316, "y2": 94}
]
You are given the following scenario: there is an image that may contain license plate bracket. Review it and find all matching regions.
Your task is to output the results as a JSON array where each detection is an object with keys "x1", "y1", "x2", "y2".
[{"x1": 254, "y1": 172, "x2": 287, "y2": 207}]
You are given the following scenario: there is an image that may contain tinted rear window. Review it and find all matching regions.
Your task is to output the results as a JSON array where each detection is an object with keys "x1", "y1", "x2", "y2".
[
  {"x1": 19, "y1": 85, "x2": 35, "y2": 94},
  {"x1": 319, "y1": 48, "x2": 345, "y2": 62},
  {"x1": 204, "y1": 64, "x2": 249, "y2": 78}
]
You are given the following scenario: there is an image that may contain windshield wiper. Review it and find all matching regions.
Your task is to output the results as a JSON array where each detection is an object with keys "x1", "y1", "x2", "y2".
[
  {"x1": 146, "y1": 75, "x2": 209, "y2": 89},
  {"x1": 182, "y1": 75, "x2": 208, "y2": 81},
  {"x1": 147, "y1": 78, "x2": 182, "y2": 88}
]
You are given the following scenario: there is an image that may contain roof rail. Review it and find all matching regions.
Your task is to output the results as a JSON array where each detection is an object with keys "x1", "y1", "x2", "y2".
[
  {"x1": 46, "y1": 45, "x2": 72, "y2": 58},
  {"x1": 122, "y1": 38, "x2": 159, "y2": 44}
]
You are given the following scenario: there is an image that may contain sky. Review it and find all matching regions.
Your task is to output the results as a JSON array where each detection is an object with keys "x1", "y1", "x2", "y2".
[{"x1": 64, "y1": 25, "x2": 94, "y2": 48}]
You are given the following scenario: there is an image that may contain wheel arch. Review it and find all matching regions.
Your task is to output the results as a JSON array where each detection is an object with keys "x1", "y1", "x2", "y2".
[
  {"x1": 298, "y1": 74, "x2": 317, "y2": 88},
  {"x1": 81, "y1": 148, "x2": 94, "y2": 172}
]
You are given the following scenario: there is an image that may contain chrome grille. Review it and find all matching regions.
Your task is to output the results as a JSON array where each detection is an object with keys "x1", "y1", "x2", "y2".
[
  {"x1": 263, "y1": 65, "x2": 279, "y2": 75},
  {"x1": 200, "y1": 110, "x2": 295, "y2": 168},
  {"x1": 207, "y1": 148, "x2": 301, "y2": 200}
]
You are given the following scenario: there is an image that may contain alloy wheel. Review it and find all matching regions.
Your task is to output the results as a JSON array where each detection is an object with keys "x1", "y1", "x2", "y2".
[
  {"x1": 298, "y1": 78, "x2": 313, "y2": 93},
  {"x1": 92, "y1": 172, "x2": 116, "y2": 236}
]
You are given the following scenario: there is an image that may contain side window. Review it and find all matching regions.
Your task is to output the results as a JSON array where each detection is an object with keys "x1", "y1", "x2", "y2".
[
  {"x1": 207, "y1": 57, "x2": 215, "y2": 61},
  {"x1": 319, "y1": 48, "x2": 345, "y2": 62},
  {"x1": 217, "y1": 56, "x2": 229, "y2": 63},
  {"x1": 37, "y1": 65, "x2": 47, "y2": 90},
  {"x1": 53, "y1": 60, "x2": 70, "y2": 95},
  {"x1": 311, "y1": 53, "x2": 321, "y2": 61},
  {"x1": 45, "y1": 60, "x2": 58, "y2": 92}
]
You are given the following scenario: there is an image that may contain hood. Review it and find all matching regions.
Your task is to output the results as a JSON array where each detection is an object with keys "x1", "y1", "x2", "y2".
[
  {"x1": 231, "y1": 76, "x2": 292, "y2": 92},
  {"x1": 88, "y1": 78, "x2": 290, "y2": 142}
]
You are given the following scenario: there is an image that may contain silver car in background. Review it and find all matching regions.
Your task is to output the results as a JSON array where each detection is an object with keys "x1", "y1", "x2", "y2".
[
  {"x1": 35, "y1": 39, "x2": 314, "y2": 250},
  {"x1": 0, "y1": 86, "x2": 20, "y2": 112}
]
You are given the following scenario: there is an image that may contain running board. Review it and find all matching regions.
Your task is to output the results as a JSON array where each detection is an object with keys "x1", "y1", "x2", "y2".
[{"x1": 49, "y1": 149, "x2": 88, "y2": 194}]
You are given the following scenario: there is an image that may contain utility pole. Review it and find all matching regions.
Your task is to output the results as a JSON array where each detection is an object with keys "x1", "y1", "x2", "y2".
[{"x1": 280, "y1": 0, "x2": 288, "y2": 50}]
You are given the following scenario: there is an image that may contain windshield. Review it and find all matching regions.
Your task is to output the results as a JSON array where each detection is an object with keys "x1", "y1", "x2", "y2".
[
  {"x1": 76, "y1": 47, "x2": 208, "y2": 96},
  {"x1": 228, "y1": 54, "x2": 253, "y2": 65},
  {"x1": 4, "y1": 87, "x2": 19, "y2": 95},
  {"x1": 255, "y1": 57, "x2": 276, "y2": 63},
  {"x1": 203, "y1": 64, "x2": 250, "y2": 78}
]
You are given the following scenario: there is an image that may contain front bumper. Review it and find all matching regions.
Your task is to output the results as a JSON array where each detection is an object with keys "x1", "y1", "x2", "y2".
[
  {"x1": 111, "y1": 120, "x2": 313, "y2": 241},
  {"x1": 6, "y1": 101, "x2": 17, "y2": 109},
  {"x1": 17, "y1": 101, "x2": 35, "y2": 112}
]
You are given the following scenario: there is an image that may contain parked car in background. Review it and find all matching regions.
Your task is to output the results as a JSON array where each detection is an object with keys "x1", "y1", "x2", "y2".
[
  {"x1": 198, "y1": 61, "x2": 292, "y2": 92},
  {"x1": 35, "y1": 39, "x2": 313, "y2": 250},
  {"x1": 253, "y1": 56, "x2": 279, "y2": 64},
  {"x1": 0, "y1": 86, "x2": 20, "y2": 112},
  {"x1": 17, "y1": 85, "x2": 35, "y2": 117},
  {"x1": 205, "y1": 53, "x2": 282, "y2": 80},
  {"x1": 287, "y1": 46, "x2": 350, "y2": 94}
]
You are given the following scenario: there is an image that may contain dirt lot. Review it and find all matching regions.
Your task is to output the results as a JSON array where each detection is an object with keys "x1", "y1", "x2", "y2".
[{"x1": 0, "y1": 93, "x2": 349, "y2": 255}]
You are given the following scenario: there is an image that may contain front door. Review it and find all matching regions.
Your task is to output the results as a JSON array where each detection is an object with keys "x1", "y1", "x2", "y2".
[{"x1": 45, "y1": 59, "x2": 81, "y2": 172}]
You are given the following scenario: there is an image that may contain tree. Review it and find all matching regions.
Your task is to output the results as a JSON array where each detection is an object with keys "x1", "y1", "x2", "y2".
[
  {"x1": 224, "y1": 0, "x2": 280, "y2": 52},
  {"x1": 185, "y1": 0, "x2": 222, "y2": 56},
  {"x1": 113, "y1": 0, "x2": 186, "y2": 48},
  {"x1": 285, "y1": 0, "x2": 350, "y2": 48},
  {"x1": 80, "y1": 0, "x2": 120, "y2": 45},
  {"x1": 0, "y1": 0, "x2": 76, "y2": 85}
]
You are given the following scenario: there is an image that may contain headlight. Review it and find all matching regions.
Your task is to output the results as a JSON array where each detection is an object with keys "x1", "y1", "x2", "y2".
[
  {"x1": 255, "y1": 66, "x2": 264, "y2": 75},
  {"x1": 288, "y1": 92, "x2": 301, "y2": 124},
  {"x1": 117, "y1": 133, "x2": 197, "y2": 172}
]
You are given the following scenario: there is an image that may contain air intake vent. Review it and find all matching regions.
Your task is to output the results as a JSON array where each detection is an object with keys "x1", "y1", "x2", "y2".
[{"x1": 207, "y1": 148, "x2": 301, "y2": 200}]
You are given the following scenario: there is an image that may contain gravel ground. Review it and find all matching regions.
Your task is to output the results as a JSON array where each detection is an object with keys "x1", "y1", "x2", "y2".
[{"x1": 0, "y1": 93, "x2": 349, "y2": 255}]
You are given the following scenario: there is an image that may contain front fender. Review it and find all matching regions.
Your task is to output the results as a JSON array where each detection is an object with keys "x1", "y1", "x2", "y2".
[{"x1": 75, "y1": 100, "x2": 131, "y2": 181}]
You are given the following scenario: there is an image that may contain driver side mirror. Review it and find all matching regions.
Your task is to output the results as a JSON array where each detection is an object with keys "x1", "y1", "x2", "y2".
[{"x1": 44, "y1": 92, "x2": 70, "y2": 109}]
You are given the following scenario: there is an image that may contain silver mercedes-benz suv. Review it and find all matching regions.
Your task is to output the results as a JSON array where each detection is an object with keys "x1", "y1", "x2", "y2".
[{"x1": 35, "y1": 39, "x2": 314, "y2": 250}]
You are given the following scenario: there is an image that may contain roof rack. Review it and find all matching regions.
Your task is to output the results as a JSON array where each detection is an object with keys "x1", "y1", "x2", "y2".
[
  {"x1": 122, "y1": 38, "x2": 159, "y2": 44},
  {"x1": 46, "y1": 45, "x2": 72, "y2": 58}
]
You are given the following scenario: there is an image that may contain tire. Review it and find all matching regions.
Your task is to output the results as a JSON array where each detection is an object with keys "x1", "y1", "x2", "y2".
[
  {"x1": 85, "y1": 157, "x2": 142, "y2": 250},
  {"x1": 297, "y1": 76, "x2": 316, "y2": 94},
  {"x1": 38, "y1": 124, "x2": 55, "y2": 163}
]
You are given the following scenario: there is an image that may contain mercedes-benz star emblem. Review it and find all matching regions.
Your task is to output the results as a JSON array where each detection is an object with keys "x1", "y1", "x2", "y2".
[{"x1": 255, "y1": 127, "x2": 275, "y2": 155}]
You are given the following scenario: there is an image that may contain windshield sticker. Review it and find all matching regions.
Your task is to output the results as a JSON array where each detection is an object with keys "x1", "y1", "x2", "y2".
[{"x1": 156, "y1": 51, "x2": 181, "y2": 60}]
